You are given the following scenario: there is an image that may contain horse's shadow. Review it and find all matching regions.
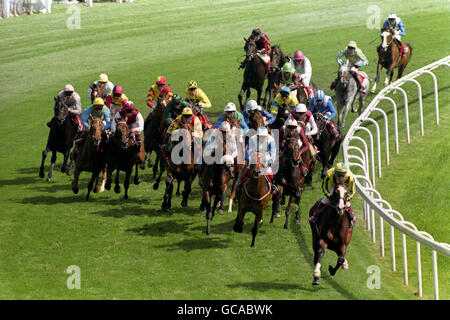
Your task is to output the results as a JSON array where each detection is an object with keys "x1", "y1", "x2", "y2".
[
  {"x1": 226, "y1": 281, "x2": 319, "y2": 294},
  {"x1": 18, "y1": 194, "x2": 152, "y2": 206},
  {"x1": 153, "y1": 236, "x2": 232, "y2": 252},
  {"x1": 90, "y1": 205, "x2": 161, "y2": 219},
  {"x1": 126, "y1": 220, "x2": 194, "y2": 237}
]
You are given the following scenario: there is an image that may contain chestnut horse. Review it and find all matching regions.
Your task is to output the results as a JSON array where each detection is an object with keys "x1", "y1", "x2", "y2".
[
  {"x1": 89, "y1": 83, "x2": 105, "y2": 104},
  {"x1": 161, "y1": 123, "x2": 197, "y2": 211},
  {"x1": 39, "y1": 96, "x2": 76, "y2": 182},
  {"x1": 309, "y1": 183, "x2": 353, "y2": 285},
  {"x1": 232, "y1": 153, "x2": 272, "y2": 247},
  {"x1": 71, "y1": 117, "x2": 108, "y2": 200},
  {"x1": 371, "y1": 27, "x2": 412, "y2": 93}
]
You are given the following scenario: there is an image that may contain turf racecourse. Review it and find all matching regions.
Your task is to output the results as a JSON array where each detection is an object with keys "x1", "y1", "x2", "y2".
[{"x1": 0, "y1": 0, "x2": 449, "y2": 300}]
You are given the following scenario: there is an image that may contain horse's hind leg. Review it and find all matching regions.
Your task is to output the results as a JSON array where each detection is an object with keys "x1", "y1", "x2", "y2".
[
  {"x1": 181, "y1": 179, "x2": 192, "y2": 207},
  {"x1": 294, "y1": 193, "x2": 302, "y2": 225},
  {"x1": 114, "y1": 170, "x2": 121, "y2": 194},
  {"x1": 329, "y1": 245, "x2": 347, "y2": 276},
  {"x1": 39, "y1": 147, "x2": 50, "y2": 178},
  {"x1": 153, "y1": 159, "x2": 165, "y2": 190},
  {"x1": 134, "y1": 163, "x2": 140, "y2": 185},
  {"x1": 176, "y1": 180, "x2": 182, "y2": 196},
  {"x1": 61, "y1": 149, "x2": 69, "y2": 173},
  {"x1": 100, "y1": 168, "x2": 107, "y2": 192},
  {"x1": 152, "y1": 151, "x2": 160, "y2": 179},
  {"x1": 86, "y1": 171, "x2": 98, "y2": 201},
  {"x1": 271, "y1": 193, "x2": 281, "y2": 224},
  {"x1": 47, "y1": 151, "x2": 57, "y2": 182},
  {"x1": 124, "y1": 170, "x2": 131, "y2": 200},
  {"x1": 162, "y1": 175, "x2": 174, "y2": 211}
]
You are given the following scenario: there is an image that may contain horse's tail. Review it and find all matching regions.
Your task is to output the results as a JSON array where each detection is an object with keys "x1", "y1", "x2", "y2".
[{"x1": 407, "y1": 43, "x2": 413, "y2": 57}]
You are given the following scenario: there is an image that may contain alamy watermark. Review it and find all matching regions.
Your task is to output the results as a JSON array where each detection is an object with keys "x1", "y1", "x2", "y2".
[
  {"x1": 366, "y1": 265, "x2": 381, "y2": 289},
  {"x1": 366, "y1": 5, "x2": 381, "y2": 30},
  {"x1": 66, "y1": 265, "x2": 81, "y2": 290},
  {"x1": 66, "y1": 5, "x2": 81, "y2": 30}
]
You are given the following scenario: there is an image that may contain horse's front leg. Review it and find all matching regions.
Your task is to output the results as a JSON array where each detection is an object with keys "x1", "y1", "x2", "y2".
[
  {"x1": 153, "y1": 159, "x2": 165, "y2": 190},
  {"x1": 105, "y1": 165, "x2": 113, "y2": 191},
  {"x1": 72, "y1": 165, "x2": 81, "y2": 194},
  {"x1": 238, "y1": 85, "x2": 246, "y2": 111},
  {"x1": 162, "y1": 174, "x2": 174, "y2": 211},
  {"x1": 371, "y1": 63, "x2": 383, "y2": 93},
  {"x1": 124, "y1": 169, "x2": 131, "y2": 200},
  {"x1": 251, "y1": 209, "x2": 264, "y2": 247},
  {"x1": 384, "y1": 63, "x2": 395, "y2": 86},
  {"x1": 284, "y1": 195, "x2": 294, "y2": 229},
  {"x1": 232, "y1": 204, "x2": 246, "y2": 233},
  {"x1": 47, "y1": 151, "x2": 57, "y2": 182},
  {"x1": 61, "y1": 148, "x2": 70, "y2": 173},
  {"x1": 312, "y1": 238, "x2": 328, "y2": 285},
  {"x1": 39, "y1": 146, "x2": 50, "y2": 178},
  {"x1": 114, "y1": 169, "x2": 121, "y2": 194},
  {"x1": 100, "y1": 168, "x2": 107, "y2": 192},
  {"x1": 329, "y1": 244, "x2": 347, "y2": 276},
  {"x1": 86, "y1": 170, "x2": 99, "y2": 200},
  {"x1": 294, "y1": 191, "x2": 302, "y2": 225},
  {"x1": 204, "y1": 191, "x2": 212, "y2": 235},
  {"x1": 181, "y1": 177, "x2": 193, "y2": 207},
  {"x1": 134, "y1": 163, "x2": 140, "y2": 185},
  {"x1": 152, "y1": 151, "x2": 160, "y2": 179}
]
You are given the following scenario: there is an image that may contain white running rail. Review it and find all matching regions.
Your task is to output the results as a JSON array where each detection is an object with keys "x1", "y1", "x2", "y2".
[{"x1": 342, "y1": 55, "x2": 450, "y2": 300}]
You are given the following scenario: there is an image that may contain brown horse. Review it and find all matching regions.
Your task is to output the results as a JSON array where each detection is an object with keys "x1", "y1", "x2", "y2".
[
  {"x1": 161, "y1": 123, "x2": 197, "y2": 211},
  {"x1": 232, "y1": 153, "x2": 272, "y2": 247},
  {"x1": 71, "y1": 117, "x2": 108, "y2": 200},
  {"x1": 40, "y1": 96, "x2": 77, "y2": 182},
  {"x1": 271, "y1": 133, "x2": 312, "y2": 228},
  {"x1": 105, "y1": 120, "x2": 145, "y2": 199},
  {"x1": 144, "y1": 93, "x2": 168, "y2": 184},
  {"x1": 264, "y1": 45, "x2": 290, "y2": 108},
  {"x1": 238, "y1": 39, "x2": 267, "y2": 111},
  {"x1": 271, "y1": 80, "x2": 317, "y2": 106},
  {"x1": 199, "y1": 128, "x2": 233, "y2": 235},
  {"x1": 227, "y1": 118, "x2": 246, "y2": 213},
  {"x1": 309, "y1": 183, "x2": 353, "y2": 285},
  {"x1": 371, "y1": 27, "x2": 412, "y2": 93},
  {"x1": 89, "y1": 83, "x2": 106, "y2": 104}
]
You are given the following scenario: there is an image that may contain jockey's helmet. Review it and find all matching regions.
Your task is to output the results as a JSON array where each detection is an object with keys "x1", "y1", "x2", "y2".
[
  {"x1": 256, "y1": 126, "x2": 269, "y2": 136},
  {"x1": 221, "y1": 154, "x2": 234, "y2": 165},
  {"x1": 252, "y1": 28, "x2": 262, "y2": 37},
  {"x1": 347, "y1": 41, "x2": 357, "y2": 49},
  {"x1": 293, "y1": 50, "x2": 305, "y2": 61},
  {"x1": 315, "y1": 90, "x2": 325, "y2": 101},
  {"x1": 388, "y1": 13, "x2": 397, "y2": 20},
  {"x1": 98, "y1": 74, "x2": 108, "y2": 83},
  {"x1": 93, "y1": 97, "x2": 104, "y2": 106},
  {"x1": 334, "y1": 162, "x2": 349, "y2": 178},
  {"x1": 224, "y1": 102, "x2": 236, "y2": 112},
  {"x1": 64, "y1": 84, "x2": 74, "y2": 92},
  {"x1": 187, "y1": 81, "x2": 198, "y2": 90},
  {"x1": 219, "y1": 121, "x2": 231, "y2": 132},
  {"x1": 172, "y1": 94, "x2": 182, "y2": 105},
  {"x1": 294, "y1": 103, "x2": 307, "y2": 113},
  {"x1": 124, "y1": 101, "x2": 135, "y2": 112},
  {"x1": 182, "y1": 107, "x2": 193, "y2": 116},
  {"x1": 280, "y1": 86, "x2": 291, "y2": 97},
  {"x1": 285, "y1": 118, "x2": 298, "y2": 128},
  {"x1": 246, "y1": 100, "x2": 258, "y2": 111},
  {"x1": 156, "y1": 76, "x2": 166, "y2": 85},
  {"x1": 113, "y1": 85, "x2": 123, "y2": 95},
  {"x1": 281, "y1": 62, "x2": 294, "y2": 73}
]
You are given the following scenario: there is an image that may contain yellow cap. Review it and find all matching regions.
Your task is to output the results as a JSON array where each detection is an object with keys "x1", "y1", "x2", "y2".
[
  {"x1": 93, "y1": 97, "x2": 104, "y2": 106},
  {"x1": 182, "y1": 107, "x2": 193, "y2": 115},
  {"x1": 98, "y1": 74, "x2": 108, "y2": 83},
  {"x1": 187, "y1": 80, "x2": 198, "y2": 89}
]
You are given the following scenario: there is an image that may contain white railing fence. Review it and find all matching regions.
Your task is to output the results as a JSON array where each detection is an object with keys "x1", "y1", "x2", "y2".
[{"x1": 342, "y1": 55, "x2": 450, "y2": 300}]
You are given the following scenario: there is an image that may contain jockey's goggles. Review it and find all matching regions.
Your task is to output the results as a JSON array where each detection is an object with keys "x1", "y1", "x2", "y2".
[
  {"x1": 113, "y1": 93, "x2": 121, "y2": 97},
  {"x1": 281, "y1": 93, "x2": 289, "y2": 98},
  {"x1": 125, "y1": 109, "x2": 133, "y2": 113},
  {"x1": 64, "y1": 91, "x2": 73, "y2": 96}
]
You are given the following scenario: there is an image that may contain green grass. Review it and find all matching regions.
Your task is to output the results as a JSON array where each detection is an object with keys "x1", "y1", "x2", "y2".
[{"x1": 0, "y1": 0, "x2": 449, "y2": 299}]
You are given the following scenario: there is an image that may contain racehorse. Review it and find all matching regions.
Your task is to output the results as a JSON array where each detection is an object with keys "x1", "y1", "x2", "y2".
[
  {"x1": 264, "y1": 45, "x2": 290, "y2": 108},
  {"x1": 89, "y1": 83, "x2": 105, "y2": 104},
  {"x1": 271, "y1": 134, "x2": 312, "y2": 228},
  {"x1": 199, "y1": 128, "x2": 233, "y2": 235},
  {"x1": 227, "y1": 118, "x2": 246, "y2": 213},
  {"x1": 238, "y1": 39, "x2": 267, "y2": 111},
  {"x1": 144, "y1": 93, "x2": 168, "y2": 184},
  {"x1": 269, "y1": 73, "x2": 317, "y2": 106},
  {"x1": 232, "y1": 153, "x2": 272, "y2": 247},
  {"x1": 335, "y1": 61, "x2": 370, "y2": 128},
  {"x1": 311, "y1": 112, "x2": 342, "y2": 179},
  {"x1": 370, "y1": 27, "x2": 412, "y2": 93},
  {"x1": 39, "y1": 96, "x2": 77, "y2": 182},
  {"x1": 105, "y1": 120, "x2": 145, "y2": 199},
  {"x1": 71, "y1": 117, "x2": 108, "y2": 200},
  {"x1": 161, "y1": 123, "x2": 197, "y2": 211},
  {"x1": 309, "y1": 183, "x2": 353, "y2": 285}
]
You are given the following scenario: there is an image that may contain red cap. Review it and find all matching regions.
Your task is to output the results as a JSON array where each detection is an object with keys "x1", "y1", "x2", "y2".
[
  {"x1": 113, "y1": 85, "x2": 123, "y2": 94},
  {"x1": 156, "y1": 76, "x2": 166, "y2": 85}
]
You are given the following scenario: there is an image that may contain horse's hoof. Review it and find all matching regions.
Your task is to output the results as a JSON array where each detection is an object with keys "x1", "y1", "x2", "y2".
[
  {"x1": 72, "y1": 188, "x2": 79, "y2": 194},
  {"x1": 152, "y1": 183, "x2": 159, "y2": 190},
  {"x1": 199, "y1": 203, "x2": 205, "y2": 211},
  {"x1": 181, "y1": 200, "x2": 188, "y2": 207},
  {"x1": 140, "y1": 163, "x2": 145, "y2": 170},
  {"x1": 114, "y1": 186, "x2": 121, "y2": 194},
  {"x1": 39, "y1": 170, "x2": 44, "y2": 178},
  {"x1": 176, "y1": 192, "x2": 181, "y2": 197},
  {"x1": 283, "y1": 224, "x2": 288, "y2": 229},
  {"x1": 328, "y1": 265, "x2": 336, "y2": 276},
  {"x1": 93, "y1": 187, "x2": 99, "y2": 194},
  {"x1": 206, "y1": 226, "x2": 211, "y2": 235},
  {"x1": 105, "y1": 182, "x2": 111, "y2": 191},
  {"x1": 134, "y1": 177, "x2": 141, "y2": 185},
  {"x1": 66, "y1": 168, "x2": 72, "y2": 176},
  {"x1": 342, "y1": 259, "x2": 349, "y2": 270},
  {"x1": 232, "y1": 223, "x2": 243, "y2": 233},
  {"x1": 124, "y1": 194, "x2": 128, "y2": 200},
  {"x1": 218, "y1": 208, "x2": 224, "y2": 215},
  {"x1": 312, "y1": 277, "x2": 320, "y2": 286},
  {"x1": 61, "y1": 166, "x2": 67, "y2": 173},
  {"x1": 274, "y1": 212, "x2": 280, "y2": 218},
  {"x1": 46, "y1": 177, "x2": 52, "y2": 182}
]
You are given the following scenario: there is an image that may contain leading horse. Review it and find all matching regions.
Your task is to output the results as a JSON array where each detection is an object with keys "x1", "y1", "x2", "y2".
[
  {"x1": 370, "y1": 27, "x2": 412, "y2": 93},
  {"x1": 39, "y1": 96, "x2": 77, "y2": 182},
  {"x1": 309, "y1": 183, "x2": 353, "y2": 285}
]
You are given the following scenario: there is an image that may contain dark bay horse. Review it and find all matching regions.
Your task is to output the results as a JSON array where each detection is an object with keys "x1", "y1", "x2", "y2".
[
  {"x1": 89, "y1": 83, "x2": 105, "y2": 104},
  {"x1": 71, "y1": 117, "x2": 108, "y2": 200},
  {"x1": 199, "y1": 129, "x2": 233, "y2": 235},
  {"x1": 271, "y1": 134, "x2": 312, "y2": 228},
  {"x1": 161, "y1": 123, "x2": 197, "y2": 211},
  {"x1": 264, "y1": 45, "x2": 290, "y2": 108},
  {"x1": 309, "y1": 183, "x2": 353, "y2": 285},
  {"x1": 238, "y1": 39, "x2": 267, "y2": 111},
  {"x1": 269, "y1": 72, "x2": 317, "y2": 106},
  {"x1": 39, "y1": 96, "x2": 76, "y2": 182},
  {"x1": 232, "y1": 153, "x2": 272, "y2": 247},
  {"x1": 370, "y1": 27, "x2": 412, "y2": 93},
  {"x1": 312, "y1": 113, "x2": 342, "y2": 179},
  {"x1": 144, "y1": 94, "x2": 168, "y2": 184},
  {"x1": 105, "y1": 120, "x2": 144, "y2": 199}
]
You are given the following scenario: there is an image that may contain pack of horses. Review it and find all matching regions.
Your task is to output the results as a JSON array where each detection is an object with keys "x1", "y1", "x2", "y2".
[{"x1": 38, "y1": 27, "x2": 411, "y2": 285}]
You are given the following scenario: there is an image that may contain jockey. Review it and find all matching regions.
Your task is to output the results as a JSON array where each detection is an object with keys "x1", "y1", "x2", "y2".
[
  {"x1": 308, "y1": 90, "x2": 340, "y2": 141},
  {"x1": 332, "y1": 41, "x2": 369, "y2": 93},
  {"x1": 81, "y1": 97, "x2": 111, "y2": 131},
  {"x1": 277, "y1": 62, "x2": 303, "y2": 97},
  {"x1": 279, "y1": 118, "x2": 310, "y2": 176},
  {"x1": 163, "y1": 94, "x2": 191, "y2": 127},
  {"x1": 382, "y1": 13, "x2": 408, "y2": 56},
  {"x1": 146, "y1": 76, "x2": 173, "y2": 110},
  {"x1": 239, "y1": 27, "x2": 271, "y2": 71},
  {"x1": 47, "y1": 84, "x2": 83, "y2": 133},
  {"x1": 292, "y1": 50, "x2": 313, "y2": 98},
  {"x1": 242, "y1": 100, "x2": 258, "y2": 125},
  {"x1": 162, "y1": 107, "x2": 203, "y2": 160},
  {"x1": 270, "y1": 86, "x2": 299, "y2": 115},
  {"x1": 184, "y1": 80, "x2": 212, "y2": 130},
  {"x1": 203, "y1": 121, "x2": 238, "y2": 166},
  {"x1": 87, "y1": 73, "x2": 114, "y2": 101},
  {"x1": 113, "y1": 101, "x2": 144, "y2": 148},
  {"x1": 213, "y1": 102, "x2": 249, "y2": 134},
  {"x1": 236, "y1": 126, "x2": 278, "y2": 195},
  {"x1": 105, "y1": 85, "x2": 128, "y2": 120},
  {"x1": 289, "y1": 103, "x2": 318, "y2": 159},
  {"x1": 309, "y1": 162, "x2": 356, "y2": 227}
]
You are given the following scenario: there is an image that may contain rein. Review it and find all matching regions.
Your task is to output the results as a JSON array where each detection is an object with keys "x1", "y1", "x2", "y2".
[{"x1": 243, "y1": 173, "x2": 271, "y2": 201}]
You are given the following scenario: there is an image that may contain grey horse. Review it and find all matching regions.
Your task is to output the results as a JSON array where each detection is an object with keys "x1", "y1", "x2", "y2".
[{"x1": 335, "y1": 61, "x2": 370, "y2": 128}]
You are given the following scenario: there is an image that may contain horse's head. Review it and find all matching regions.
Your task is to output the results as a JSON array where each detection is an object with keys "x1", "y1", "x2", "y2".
[
  {"x1": 270, "y1": 45, "x2": 288, "y2": 70},
  {"x1": 380, "y1": 28, "x2": 394, "y2": 52},
  {"x1": 244, "y1": 39, "x2": 257, "y2": 60},
  {"x1": 313, "y1": 112, "x2": 327, "y2": 137},
  {"x1": 54, "y1": 96, "x2": 69, "y2": 125},
  {"x1": 114, "y1": 120, "x2": 130, "y2": 149},
  {"x1": 273, "y1": 83, "x2": 282, "y2": 97},
  {"x1": 284, "y1": 137, "x2": 300, "y2": 167},
  {"x1": 88, "y1": 116, "x2": 104, "y2": 147},
  {"x1": 89, "y1": 83, "x2": 104, "y2": 103},
  {"x1": 157, "y1": 93, "x2": 169, "y2": 109},
  {"x1": 250, "y1": 151, "x2": 262, "y2": 178},
  {"x1": 339, "y1": 62, "x2": 351, "y2": 87},
  {"x1": 330, "y1": 183, "x2": 348, "y2": 216}
]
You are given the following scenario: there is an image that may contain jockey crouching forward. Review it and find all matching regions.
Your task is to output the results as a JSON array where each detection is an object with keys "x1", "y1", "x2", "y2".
[
  {"x1": 309, "y1": 162, "x2": 356, "y2": 227},
  {"x1": 105, "y1": 85, "x2": 128, "y2": 121},
  {"x1": 382, "y1": 13, "x2": 408, "y2": 56},
  {"x1": 279, "y1": 118, "x2": 310, "y2": 177},
  {"x1": 289, "y1": 103, "x2": 318, "y2": 159},
  {"x1": 47, "y1": 84, "x2": 83, "y2": 134},
  {"x1": 236, "y1": 126, "x2": 277, "y2": 197},
  {"x1": 184, "y1": 80, "x2": 213, "y2": 130},
  {"x1": 292, "y1": 50, "x2": 314, "y2": 99},
  {"x1": 239, "y1": 27, "x2": 271, "y2": 72},
  {"x1": 112, "y1": 101, "x2": 144, "y2": 149},
  {"x1": 308, "y1": 90, "x2": 340, "y2": 142}
]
